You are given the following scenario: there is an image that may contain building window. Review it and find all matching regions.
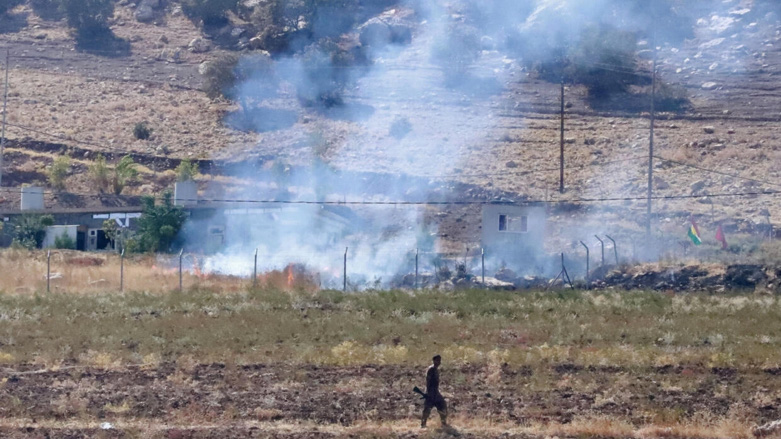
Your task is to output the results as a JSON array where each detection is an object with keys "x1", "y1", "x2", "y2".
[{"x1": 498, "y1": 214, "x2": 528, "y2": 233}]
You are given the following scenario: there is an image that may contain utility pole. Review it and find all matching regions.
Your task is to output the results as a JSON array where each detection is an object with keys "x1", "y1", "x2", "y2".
[
  {"x1": 559, "y1": 80, "x2": 565, "y2": 193},
  {"x1": 646, "y1": 46, "x2": 657, "y2": 240},
  {"x1": 0, "y1": 50, "x2": 9, "y2": 189}
]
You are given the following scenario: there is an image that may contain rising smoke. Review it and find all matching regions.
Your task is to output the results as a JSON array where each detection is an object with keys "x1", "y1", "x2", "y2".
[{"x1": 182, "y1": 0, "x2": 755, "y2": 286}]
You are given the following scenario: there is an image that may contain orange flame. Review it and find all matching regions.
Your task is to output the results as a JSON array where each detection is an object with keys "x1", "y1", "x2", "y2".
[{"x1": 287, "y1": 264, "x2": 295, "y2": 287}]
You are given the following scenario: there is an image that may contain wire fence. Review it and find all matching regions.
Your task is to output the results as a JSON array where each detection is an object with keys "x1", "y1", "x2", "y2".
[{"x1": 0, "y1": 221, "x2": 777, "y2": 295}]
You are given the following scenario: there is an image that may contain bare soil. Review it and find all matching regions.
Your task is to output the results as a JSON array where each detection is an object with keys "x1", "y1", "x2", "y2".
[{"x1": 0, "y1": 362, "x2": 778, "y2": 438}]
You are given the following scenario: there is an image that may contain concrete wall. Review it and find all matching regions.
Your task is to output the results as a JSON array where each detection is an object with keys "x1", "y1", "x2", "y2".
[
  {"x1": 481, "y1": 204, "x2": 546, "y2": 268},
  {"x1": 21, "y1": 186, "x2": 44, "y2": 210},
  {"x1": 174, "y1": 181, "x2": 198, "y2": 207},
  {"x1": 43, "y1": 225, "x2": 80, "y2": 249}
]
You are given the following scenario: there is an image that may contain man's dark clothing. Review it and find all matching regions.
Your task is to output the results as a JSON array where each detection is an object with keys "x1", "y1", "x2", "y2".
[{"x1": 422, "y1": 365, "x2": 447, "y2": 426}]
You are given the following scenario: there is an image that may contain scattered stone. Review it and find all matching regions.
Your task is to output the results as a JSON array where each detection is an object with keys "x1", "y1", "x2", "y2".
[
  {"x1": 702, "y1": 82, "x2": 719, "y2": 90},
  {"x1": 691, "y1": 180, "x2": 707, "y2": 193},
  {"x1": 135, "y1": 4, "x2": 155, "y2": 22},
  {"x1": 188, "y1": 37, "x2": 211, "y2": 53},
  {"x1": 358, "y1": 11, "x2": 413, "y2": 48},
  {"x1": 505, "y1": 160, "x2": 518, "y2": 168},
  {"x1": 479, "y1": 277, "x2": 516, "y2": 290},
  {"x1": 654, "y1": 176, "x2": 670, "y2": 190},
  {"x1": 703, "y1": 126, "x2": 716, "y2": 134}
]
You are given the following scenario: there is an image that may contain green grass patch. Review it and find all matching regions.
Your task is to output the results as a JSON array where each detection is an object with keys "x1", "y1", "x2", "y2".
[{"x1": 0, "y1": 288, "x2": 779, "y2": 369}]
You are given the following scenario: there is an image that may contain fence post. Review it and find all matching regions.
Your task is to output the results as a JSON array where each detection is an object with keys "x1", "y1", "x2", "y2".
[
  {"x1": 415, "y1": 248, "x2": 419, "y2": 290},
  {"x1": 252, "y1": 248, "x2": 258, "y2": 288},
  {"x1": 605, "y1": 235, "x2": 618, "y2": 265},
  {"x1": 580, "y1": 241, "x2": 590, "y2": 289},
  {"x1": 595, "y1": 235, "x2": 605, "y2": 267},
  {"x1": 46, "y1": 250, "x2": 51, "y2": 293},
  {"x1": 120, "y1": 249, "x2": 125, "y2": 292},
  {"x1": 178, "y1": 249, "x2": 184, "y2": 292},
  {"x1": 481, "y1": 248, "x2": 485, "y2": 286},
  {"x1": 343, "y1": 247, "x2": 348, "y2": 292}
]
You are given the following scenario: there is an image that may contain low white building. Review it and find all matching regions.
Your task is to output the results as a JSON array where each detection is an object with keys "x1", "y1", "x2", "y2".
[{"x1": 481, "y1": 204, "x2": 547, "y2": 268}]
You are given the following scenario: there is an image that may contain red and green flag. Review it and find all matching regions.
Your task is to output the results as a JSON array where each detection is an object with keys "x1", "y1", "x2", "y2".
[
  {"x1": 687, "y1": 218, "x2": 702, "y2": 245},
  {"x1": 716, "y1": 225, "x2": 728, "y2": 250}
]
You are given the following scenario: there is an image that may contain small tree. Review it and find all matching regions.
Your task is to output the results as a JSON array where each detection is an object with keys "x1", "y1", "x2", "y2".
[
  {"x1": 112, "y1": 155, "x2": 138, "y2": 195},
  {"x1": 54, "y1": 231, "x2": 76, "y2": 249},
  {"x1": 30, "y1": 0, "x2": 65, "y2": 20},
  {"x1": 47, "y1": 155, "x2": 71, "y2": 191},
  {"x1": 201, "y1": 53, "x2": 241, "y2": 100},
  {"x1": 136, "y1": 192, "x2": 187, "y2": 253},
  {"x1": 182, "y1": 0, "x2": 239, "y2": 27},
  {"x1": 133, "y1": 122, "x2": 152, "y2": 140},
  {"x1": 565, "y1": 25, "x2": 639, "y2": 100},
  {"x1": 11, "y1": 214, "x2": 55, "y2": 249},
  {"x1": 89, "y1": 154, "x2": 111, "y2": 193},
  {"x1": 59, "y1": 0, "x2": 115, "y2": 38},
  {"x1": 175, "y1": 159, "x2": 199, "y2": 182}
]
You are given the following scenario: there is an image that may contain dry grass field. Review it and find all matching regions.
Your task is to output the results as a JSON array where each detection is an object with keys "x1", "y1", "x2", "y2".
[{"x1": 1, "y1": 251, "x2": 781, "y2": 437}]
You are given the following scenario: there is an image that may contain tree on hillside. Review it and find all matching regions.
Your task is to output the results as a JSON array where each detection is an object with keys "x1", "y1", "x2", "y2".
[
  {"x1": 135, "y1": 192, "x2": 187, "y2": 253},
  {"x1": 182, "y1": 0, "x2": 239, "y2": 27},
  {"x1": 47, "y1": 155, "x2": 71, "y2": 192},
  {"x1": 111, "y1": 155, "x2": 138, "y2": 196},
  {"x1": 175, "y1": 159, "x2": 199, "y2": 182},
  {"x1": 564, "y1": 25, "x2": 639, "y2": 100},
  {"x1": 88, "y1": 154, "x2": 138, "y2": 195},
  {"x1": 59, "y1": 0, "x2": 116, "y2": 38}
]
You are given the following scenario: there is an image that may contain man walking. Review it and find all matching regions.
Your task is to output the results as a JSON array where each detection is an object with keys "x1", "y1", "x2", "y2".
[{"x1": 421, "y1": 354, "x2": 447, "y2": 428}]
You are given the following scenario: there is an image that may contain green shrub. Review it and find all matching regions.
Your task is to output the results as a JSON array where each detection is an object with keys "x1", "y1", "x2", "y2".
[
  {"x1": 133, "y1": 122, "x2": 152, "y2": 140},
  {"x1": 201, "y1": 53, "x2": 240, "y2": 100},
  {"x1": 59, "y1": 0, "x2": 115, "y2": 38},
  {"x1": 181, "y1": 0, "x2": 239, "y2": 27},
  {"x1": 30, "y1": 0, "x2": 65, "y2": 20},
  {"x1": 0, "y1": 0, "x2": 23, "y2": 14},
  {"x1": 47, "y1": 155, "x2": 71, "y2": 191},
  {"x1": 111, "y1": 155, "x2": 138, "y2": 196},
  {"x1": 88, "y1": 154, "x2": 137, "y2": 195},
  {"x1": 11, "y1": 214, "x2": 55, "y2": 249},
  {"x1": 565, "y1": 25, "x2": 639, "y2": 100},
  {"x1": 54, "y1": 232, "x2": 76, "y2": 249},
  {"x1": 175, "y1": 159, "x2": 199, "y2": 182},
  {"x1": 88, "y1": 154, "x2": 111, "y2": 193},
  {"x1": 136, "y1": 192, "x2": 187, "y2": 253}
]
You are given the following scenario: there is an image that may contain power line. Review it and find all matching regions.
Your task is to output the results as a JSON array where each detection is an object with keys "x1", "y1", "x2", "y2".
[
  {"x1": 0, "y1": 186, "x2": 778, "y2": 207},
  {"x1": 5, "y1": 119, "x2": 648, "y2": 180},
  {"x1": 654, "y1": 155, "x2": 781, "y2": 189},
  {"x1": 434, "y1": 156, "x2": 647, "y2": 179}
]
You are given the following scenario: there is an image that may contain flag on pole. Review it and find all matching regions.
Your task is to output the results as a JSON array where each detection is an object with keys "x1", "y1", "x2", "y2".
[
  {"x1": 687, "y1": 218, "x2": 702, "y2": 245},
  {"x1": 716, "y1": 225, "x2": 728, "y2": 249}
]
